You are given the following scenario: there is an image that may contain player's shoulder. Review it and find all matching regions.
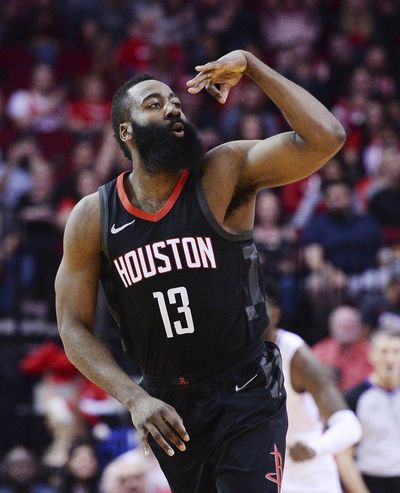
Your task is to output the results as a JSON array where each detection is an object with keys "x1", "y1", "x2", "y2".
[
  {"x1": 200, "y1": 140, "x2": 255, "y2": 196},
  {"x1": 67, "y1": 191, "x2": 99, "y2": 224},
  {"x1": 64, "y1": 192, "x2": 101, "y2": 246}
]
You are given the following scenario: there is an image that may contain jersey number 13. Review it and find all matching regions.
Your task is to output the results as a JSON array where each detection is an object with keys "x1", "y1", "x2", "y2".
[{"x1": 153, "y1": 286, "x2": 195, "y2": 338}]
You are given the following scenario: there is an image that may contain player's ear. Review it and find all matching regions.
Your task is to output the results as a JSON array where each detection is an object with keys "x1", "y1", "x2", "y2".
[{"x1": 120, "y1": 122, "x2": 133, "y2": 142}]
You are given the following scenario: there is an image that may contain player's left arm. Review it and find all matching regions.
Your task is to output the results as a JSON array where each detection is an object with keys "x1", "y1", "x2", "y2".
[
  {"x1": 289, "y1": 344, "x2": 362, "y2": 462},
  {"x1": 187, "y1": 50, "x2": 345, "y2": 190}
]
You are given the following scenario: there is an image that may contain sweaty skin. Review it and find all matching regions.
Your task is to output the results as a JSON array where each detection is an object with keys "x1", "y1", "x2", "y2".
[{"x1": 55, "y1": 50, "x2": 345, "y2": 457}]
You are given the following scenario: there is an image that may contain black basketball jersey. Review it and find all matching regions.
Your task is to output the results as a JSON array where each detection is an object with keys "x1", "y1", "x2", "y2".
[{"x1": 99, "y1": 168, "x2": 268, "y2": 376}]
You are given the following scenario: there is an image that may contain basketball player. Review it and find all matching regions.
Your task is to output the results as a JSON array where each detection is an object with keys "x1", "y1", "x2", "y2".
[
  {"x1": 55, "y1": 50, "x2": 345, "y2": 492},
  {"x1": 264, "y1": 281, "x2": 367, "y2": 493}
]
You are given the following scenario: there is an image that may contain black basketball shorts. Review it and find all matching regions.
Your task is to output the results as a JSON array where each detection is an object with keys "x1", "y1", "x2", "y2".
[{"x1": 141, "y1": 342, "x2": 288, "y2": 493}]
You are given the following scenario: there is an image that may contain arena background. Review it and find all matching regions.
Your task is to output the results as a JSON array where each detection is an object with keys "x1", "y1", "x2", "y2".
[{"x1": 0, "y1": 0, "x2": 399, "y2": 489}]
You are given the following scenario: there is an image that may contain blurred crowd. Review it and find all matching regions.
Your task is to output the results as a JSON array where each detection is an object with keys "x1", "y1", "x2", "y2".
[{"x1": 0, "y1": 0, "x2": 400, "y2": 491}]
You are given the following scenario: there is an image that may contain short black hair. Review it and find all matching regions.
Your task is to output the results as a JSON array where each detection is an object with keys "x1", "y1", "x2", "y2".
[{"x1": 111, "y1": 74, "x2": 154, "y2": 161}]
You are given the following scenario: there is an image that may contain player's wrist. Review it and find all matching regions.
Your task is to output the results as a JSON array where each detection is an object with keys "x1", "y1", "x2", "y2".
[
  {"x1": 242, "y1": 50, "x2": 253, "y2": 75},
  {"x1": 122, "y1": 384, "x2": 149, "y2": 412}
]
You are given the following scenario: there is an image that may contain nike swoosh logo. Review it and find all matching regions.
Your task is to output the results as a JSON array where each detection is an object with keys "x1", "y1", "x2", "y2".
[
  {"x1": 111, "y1": 219, "x2": 135, "y2": 234},
  {"x1": 235, "y1": 373, "x2": 258, "y2": 392}
]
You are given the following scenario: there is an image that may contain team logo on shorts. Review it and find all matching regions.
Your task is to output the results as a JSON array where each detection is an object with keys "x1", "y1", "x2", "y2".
[{"x1": 265, "y1": 443, "x2": 283, "y2": 492}]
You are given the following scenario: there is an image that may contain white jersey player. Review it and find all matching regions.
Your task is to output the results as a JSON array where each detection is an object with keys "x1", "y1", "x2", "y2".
[{"x1": 264, "y1": 281, "x2": 368, "y2": 493}]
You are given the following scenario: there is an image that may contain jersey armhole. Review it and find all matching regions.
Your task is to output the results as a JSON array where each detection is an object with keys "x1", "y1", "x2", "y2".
[
  {"x1": 194, "y1": 172, "x2": 253, "y2": 242},
  {"x1": 98, "y1": 184, "x2": 110, "y2": 259}
]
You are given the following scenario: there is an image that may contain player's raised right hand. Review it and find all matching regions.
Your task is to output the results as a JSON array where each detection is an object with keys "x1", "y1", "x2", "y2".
[{"x1": 130, "y1": 394, "x2": 190, "y2": 457}]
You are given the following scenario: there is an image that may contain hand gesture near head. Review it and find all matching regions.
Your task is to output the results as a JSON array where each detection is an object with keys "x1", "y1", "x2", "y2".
[{"x1": 186, "y1": 50, "x2": 248, "y2": 104}]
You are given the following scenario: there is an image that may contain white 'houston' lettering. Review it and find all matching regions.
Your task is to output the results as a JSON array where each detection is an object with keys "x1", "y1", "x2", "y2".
[
  {"x1": 114, "y1": 236, "x2": 217, "y2": 288},
  {"x1": 125, "y1": 250, "x2": 142, "y2": 283},
  {"x1": 166, "y1": 238, "x2": 183, "y2": 269},
  {"x1": 137, "y1": 245, "x2": 157, "y2": 278},
  {"x1": 114, "y1": 256, "x2": 131, "y2": 288},
  {"x1": 182, "y1": 237, "x2": 201, "y2": 268},
  {"x1": 152, "y1": 241, "x2": 172, "y2": 273},
  {"x1": 197, "y1": 237, "x2": 216, "y2": 268}
]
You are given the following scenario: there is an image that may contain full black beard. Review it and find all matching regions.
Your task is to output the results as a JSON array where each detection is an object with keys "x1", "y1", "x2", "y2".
[{"x1": 131, "y1": 119, "x2": 204, "y2": 174}]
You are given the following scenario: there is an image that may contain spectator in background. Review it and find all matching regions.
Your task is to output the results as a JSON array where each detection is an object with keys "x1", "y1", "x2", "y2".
[
  {"x1": 0, "y1": 446, "x2": 56, "y2": 493},
  {"x1": 368, "y1": 146, "x2": 400, "y2": 244},
  {"x1": 58, "y1": 440, "x2": 100, "y2": 493},
  {"x1": 7, "y1": 63, "x2": 65, "y2": 133},
  {"x1": 57, "y1": 168, "x2": 101, "y2": 231},
  {"x1": 100, "y1": 450, "x2": 170, "y2": 493},
  {"x1": 254, "y1": 190, "x2": 298, "y2": 327},
  {"x1": 66, "y1": 75, "x2": 111, "y2": 135},
  {"x1": 301, "y1": 179, "x2": 382, "y2": 333},
  {"x1": 302, "y1": 180, "x2": 382, "y2": 276},
  {"x1": 339, "y1": 0, "x2": 375, "y2": 48},
  {"x1": 16, "y1": 162, "x2": 60, "y2": 318},
  {"x1": 344, "y1": 327, "x2": 400, "y2": 493},
  {"x1": 313, "y1": 305, "x2": 372, "y2": 391},
  {"x1": 260, "y1": 0, "x2": 321, "y2": 55},
  {"x1": 0, "y1": 136, "x2": 42, "y2": 211},
  {"x1": 218, "y1": 82, "x2": 279, "y2": 141},
  {"x1": 356, "y1": 146, "x2": 400, "y2": 213},
  {"x1": 359, "y1": 273, "x2": 400, "y2": 333},
  {"x1": 284, "y1": 157, "x2": 345, "y2": 230}
]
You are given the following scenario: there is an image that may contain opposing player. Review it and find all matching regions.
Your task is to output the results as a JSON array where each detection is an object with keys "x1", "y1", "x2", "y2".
[
  {"x1": 55, "y1": 50, "x2": 345, "y2": 492},
  {"x1": 263, "y1": 281, "x2": 365, "y2": 493}
]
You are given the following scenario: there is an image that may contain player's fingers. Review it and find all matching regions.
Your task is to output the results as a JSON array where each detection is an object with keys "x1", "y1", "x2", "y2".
[
  {"x1": 142, "y1": 437, "x2": 150, "y2": 456},
  {"x1": 163, "y1": 410, "x2": 190, "y2": 443},
  {"x1": 187, "y1": 82, "x2": 207, "y2": 94},
  {"x1": 154, "y1": 417, "x2": 187, "y2": 452},
  {"x1": 137, "y1": 429, "x2": 151, "y2": 456},
  {"x1": 186, "y1": 72, "x2": 211, "y2": 88},
  {"x1": 195, "y1": 61, "x2": 222, "y2": 72},
  {"x1": 205, "y1": 83, "x2": 222, "y2": 101},
  {"x1": 218, "y1": 83, "x2": 231, "y2": 104},
  {"x1": 146, "y1": 423, "x2": 175, "y2": 457}
]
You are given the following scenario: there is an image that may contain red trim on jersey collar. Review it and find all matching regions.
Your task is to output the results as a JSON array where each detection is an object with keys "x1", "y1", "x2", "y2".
[{"x1": 116, "y1": 169, "x2": 190, "y2": 222}]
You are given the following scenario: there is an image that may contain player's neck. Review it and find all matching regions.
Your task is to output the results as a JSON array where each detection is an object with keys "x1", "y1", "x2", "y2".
[{"x1": 126, "y1": 165, "x2": 182, "y2": 213}]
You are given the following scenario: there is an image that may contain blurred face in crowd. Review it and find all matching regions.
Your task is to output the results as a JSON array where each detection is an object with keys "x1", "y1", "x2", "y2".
[
  {"x1": 72, "y1": 141, "x2": 95, "y2": 170},
  {"x1": 365, "y1": 45, "x2": 387, "y2": 72},
  {"x1": 320, "y1": 159, "x2": 343, "y2": 181},
  {"x1": 125, "y1": 79, "x2": 204, "y2": 173},
  {"x1": 31, "y1": 163, "x2": 54, "y2": 202},
  {"x1": 256, "y1": 191, "x2": 281, "y2": 226},
  {"x1": 76, "y1": 169, "x2": 100, "y2": 198},
  {"x1": 379, "y1": 147, "x2": 400, "y2": 184},
  {"x1": 350, "y1": 67, "x2": 371, "y2": 97},
  {"x1": 370, "y1": 333, "x2": 400, "y2": 389},
  {"x1": 5, "y1": 447, "x2": 37, "y2": 486},
  {"x1": 329, "y1": 306, "x2": 362, "y2": 345},
  {"x1": 68, "y1": 444, "x2": 99, "y2": 481},
  {"x1": 241, "y1": 84, "x2": 264, "y2": 112},
  {"x1": 31, "y1": 63, "x2": 55, "y2": 94},
  {"x1": 118, "y1": 465, "x2": 147, "y2": 493},
  {"x1": 82, "y1": 76, "x2": 106, "y2": 103},
  {"x1": 239, "y1": 113, "x2": 264, "y2": 140},
  {"x1": 385, "y1": 277, "x2": 400, "y2": 306},
  {"x1": 324, "y1": 183, "x2": 353, "y2": 218}
]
